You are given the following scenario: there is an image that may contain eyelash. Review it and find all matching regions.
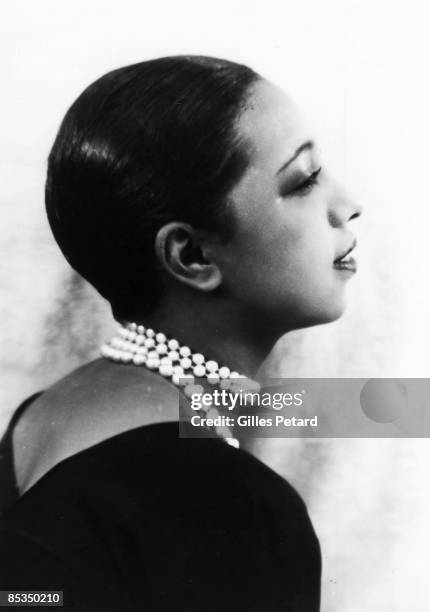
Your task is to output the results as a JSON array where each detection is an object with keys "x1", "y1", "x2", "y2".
[{"x1": 293, "y1": 167, "x2": 322, "y2": 196}]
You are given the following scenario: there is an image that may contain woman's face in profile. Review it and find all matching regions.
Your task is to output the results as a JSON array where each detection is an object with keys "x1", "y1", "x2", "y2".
[{"x1": 210, "y1": 79, "x2": 361, "y2": 332}]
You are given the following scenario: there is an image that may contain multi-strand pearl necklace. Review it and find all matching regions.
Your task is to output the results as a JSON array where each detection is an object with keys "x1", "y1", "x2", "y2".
[{"x1": 101, "y1": 322, "x2": 261, "y2": 448}]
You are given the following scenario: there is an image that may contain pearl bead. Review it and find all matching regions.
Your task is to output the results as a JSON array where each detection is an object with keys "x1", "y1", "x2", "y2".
[
  {"x1": 180, "y1": 357, "x2": 192, "y2": 370},
  {"x1": 168, "y1": 350, "x2": 180, "y2": 362},
  {"x1": 192, "y1": 353, "x2": 204, "y2": 365},
  {"x1": 229, "y1": 382, "x2": 243, "y2": 394},
  {"x1": 146, "y1": 357, "x2": 160, "y2": 369},
  {"x1": 168, "y1": 339, "x2": 179, "y2": 350},
  {"x1": 137, "y1": 325, "x2": 145, "y2": 334},
  {"x1": 121, "y1": 352, "x2": 133, "y2": 363},
  {"x1": 183, "y1": 384, "x2": 194, "y2": 398},
  {"x1": 218, "y1": 366, "x2": 230, "y2": 379},
  {"x1": 172, "y1": 373, "x2": 188, "y2": 386},
  {"x1": 144, "y1": 338, "x2": 155, "y2": 349},
  {"x1": 159, "y1": 363, "x2": 173, "y2": 377},
  {"x1": 240, "y1": 379, "x2": 261, "y2": 392},
  {"x1": 147, "y1": 350, "x2": 159, "y2": 360},
  {"x1": 128, "y1": 331, "x2": 137, "y2": 342},
  {"x1": 210, "y1": 408, "x2": 223, "y2": 420},
  {"x1": 160, "y1": 356, "x2": 172, "y2": 366},
  {"x1": 182, "y1": 374, "x2": 195, "y2": 385},
  {"x1": 117, "y1": 350, "x2": 126, "y2": 362},
  {"x1": 207, "y1": 373, "x2": 220, "y2": 385},
  {"x1": 156, "y1": 344, "x2": 168, "y2": 355},
  {"x1": 156, "y1": 332, "x2": 166, "y2": 343},
  {"x1": 172, "y1": 365, "x2": 184, "y2": 376},
  {"x1": 179, "y1": 346, "x2": 191, "y2": 357},
  {"x1": 184, "y1": 385, "x2": 194, "y2": 399},
  {"x1": 146, "y1": 328, "x2": 155, "y2": 338},
  {"x1": 193, "y1": 364, "x2": 206, "y2": 378},
  {"x1": 230, "y1": 371, "x2": 240, "y2": 379},
  {"x1": 184, "y1": 383, "x2": 204, "y2": 398},
  {"x1": 133, "y1": 354, "x2": 146, "y2": 365},
  {"x1": 136, "y1": 335, "x2": 145, "y2": 345},
  {"x1": 205, "y1": 360, "x2": 218, "y2": 372},
  {"x1": 129, "y1": 323, "x2": 137, "y2": 331}
]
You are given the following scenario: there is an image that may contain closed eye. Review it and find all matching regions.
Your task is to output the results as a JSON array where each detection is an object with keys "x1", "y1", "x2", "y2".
[{"x1": 292, "y1": 167, "x2": 322, "y2": 197}]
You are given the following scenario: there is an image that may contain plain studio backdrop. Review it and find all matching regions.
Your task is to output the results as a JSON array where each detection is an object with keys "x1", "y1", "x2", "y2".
[{"x1": 1, "y1": 1, "x2": 429, "y2": 610}]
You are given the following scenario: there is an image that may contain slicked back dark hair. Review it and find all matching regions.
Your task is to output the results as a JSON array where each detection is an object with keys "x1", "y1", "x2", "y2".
[{"x1": 45, "y1": 56, "x2": 259, "y2": 321}]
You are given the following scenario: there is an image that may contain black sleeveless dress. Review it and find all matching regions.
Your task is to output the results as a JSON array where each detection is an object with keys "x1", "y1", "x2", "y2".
[{"x1": 0, "y1": 394, "x2": 321, "y2": 611}]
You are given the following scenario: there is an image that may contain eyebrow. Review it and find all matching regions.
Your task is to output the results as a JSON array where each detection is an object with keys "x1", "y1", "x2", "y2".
[{"x1": 276, "y1": 140, "x2": 314, "y2": 175}]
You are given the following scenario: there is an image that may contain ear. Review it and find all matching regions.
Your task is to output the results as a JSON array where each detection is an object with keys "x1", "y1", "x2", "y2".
[{"x1": 155, "y1": 222, "x2": 222, "y2": 292}]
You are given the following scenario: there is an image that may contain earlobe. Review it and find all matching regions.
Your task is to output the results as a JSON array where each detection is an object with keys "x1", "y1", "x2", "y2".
[{"x1": 155, "y1": 222, "x2": 222, "y2": 292}]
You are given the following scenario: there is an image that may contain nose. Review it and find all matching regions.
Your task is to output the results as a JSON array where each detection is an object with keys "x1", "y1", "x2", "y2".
[{"x1": 327, "y1": 183, "x2": 362, "y2": 228}]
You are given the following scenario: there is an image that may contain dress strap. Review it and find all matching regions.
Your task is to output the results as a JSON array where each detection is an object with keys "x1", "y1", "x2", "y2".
[{"x1": 0, "y1": 391, "x2": 44, "y2": 516}]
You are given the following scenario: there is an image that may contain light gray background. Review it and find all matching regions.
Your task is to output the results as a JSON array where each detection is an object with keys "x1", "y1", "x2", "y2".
[{"x1": 1, "y1": 1, "x2": 429, "y2": 610}]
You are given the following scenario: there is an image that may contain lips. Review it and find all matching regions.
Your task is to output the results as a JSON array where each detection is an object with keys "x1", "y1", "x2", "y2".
[{"x1": 333, "y1": 238, "x2": 357, "y2": 273}]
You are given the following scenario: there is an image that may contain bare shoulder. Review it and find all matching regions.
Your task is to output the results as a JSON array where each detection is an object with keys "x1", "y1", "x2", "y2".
[{"x1": 14, "y1": 359, "x2": 180, "y2": 493}]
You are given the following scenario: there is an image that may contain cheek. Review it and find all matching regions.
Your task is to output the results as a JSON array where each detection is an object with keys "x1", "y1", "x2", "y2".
[
  {"x1": 221, "y1": 205, "x2": 340, "y2": 315},
  {"x1": 232, "y1": 206, "x2": 329, "y2": 285}
]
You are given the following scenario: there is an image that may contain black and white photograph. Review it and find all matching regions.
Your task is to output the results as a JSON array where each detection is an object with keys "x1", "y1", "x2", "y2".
[{"x1": 0, "y1": 1, "x2": 429, "y2": 610}]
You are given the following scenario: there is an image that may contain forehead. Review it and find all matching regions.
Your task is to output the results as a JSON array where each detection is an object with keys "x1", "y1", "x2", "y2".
[{"x1": 237, "y1": 79, "x2": 312, "y2": 168}]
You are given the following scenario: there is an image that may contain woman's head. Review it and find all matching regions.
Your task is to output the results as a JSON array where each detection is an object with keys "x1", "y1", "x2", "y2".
[
  {"x1": 46, "y1": 56, "x2": 259, "y2": 321},
  {"x1": 207, "y1": 79, "x2": 362, "y2": 331},
  {"x1": 46, "y1": 56, "x2": 361, "y2": 337}
]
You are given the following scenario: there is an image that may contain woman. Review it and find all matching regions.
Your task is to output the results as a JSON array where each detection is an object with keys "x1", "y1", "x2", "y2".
[{"x1": 0, "y1": 56, "x2": 360, "y2": 610}]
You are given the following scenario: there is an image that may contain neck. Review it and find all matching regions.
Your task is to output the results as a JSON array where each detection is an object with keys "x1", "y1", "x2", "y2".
[{"x1": 140, "y1": 294, "x2": 282, "y2": 379}]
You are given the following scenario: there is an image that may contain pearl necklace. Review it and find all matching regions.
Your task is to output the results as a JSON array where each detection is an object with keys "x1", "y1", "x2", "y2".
[{"x1": 101, "y1": 322, "x2": 261, "y2": 448}]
